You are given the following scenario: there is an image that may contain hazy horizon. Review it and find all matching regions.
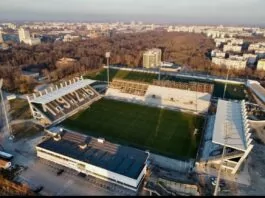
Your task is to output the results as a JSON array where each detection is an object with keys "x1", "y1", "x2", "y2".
[{"x1": 0, "y1": 0, "x2": 265, "y2": 27}]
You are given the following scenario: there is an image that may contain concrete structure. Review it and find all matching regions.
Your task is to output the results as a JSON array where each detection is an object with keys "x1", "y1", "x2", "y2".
[
  {"x1": 257, "y1": 59, "x2": 265, "y2": 70},
  {"x1": 199, "y1": 99, "x2": 253, "y2": 175},
  {"x1": 36, "y1": 129, "x2": 149, "y2": 191},
  {"x1": 27, "y1": 77, "x2": 101, "y2": 126},
  {"x1": 143, "y1": 48, "x2": 162, "y2": 68}
]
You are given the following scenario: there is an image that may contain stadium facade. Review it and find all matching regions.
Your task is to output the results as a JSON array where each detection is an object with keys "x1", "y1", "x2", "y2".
[
  {"x1": 27, "y1": 76, "x2": 101, "y2": 126},
  {"x1": 36, "y1": 129, "x2": 149, "y2": 191}
]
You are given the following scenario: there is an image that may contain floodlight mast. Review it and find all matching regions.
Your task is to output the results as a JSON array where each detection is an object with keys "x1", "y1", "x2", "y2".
[
  {"x1": 213, "y1": 122, "x2": 229, "y2": 196},
  {"x1": 0, "y1": 79, "x2": 13, "y2": 139},
  {"x1": 105, "y1": 52, "x2": 110, "y2": 87},
  {"x1": 223, "y1": 67, "x2": 230, "y2": 99}
]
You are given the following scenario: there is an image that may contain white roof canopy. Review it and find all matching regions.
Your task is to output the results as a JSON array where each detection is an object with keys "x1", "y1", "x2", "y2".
[
  {"x1": 212, "y1": 99, "x2": 250, "y2": 151},
  {"x1": 30, "y1": 79, "x2": 96, "y2": 104}
]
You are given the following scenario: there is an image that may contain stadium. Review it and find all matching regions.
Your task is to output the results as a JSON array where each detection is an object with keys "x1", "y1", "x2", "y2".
[
  {"x1": 26, "y1": 73, "x2": 213, "y2": 189},
  {"x1": 28, "y1": 69, "x2": 253, "y2": 190}
]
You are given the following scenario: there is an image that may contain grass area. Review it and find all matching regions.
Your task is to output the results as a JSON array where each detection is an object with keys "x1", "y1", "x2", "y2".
[
  {"x1": 212, "y1": 82, "x2": 249, "y2": 100},
  {"x1": 85, "y1": 68, "x2": 158, "y2": 83},
  {"x1": 85, "y1": 68, "x2": 249, "y2": 101},
  {"x1": 11, "y1": 122, "x2": 43, "y2": 140},
  {"x1": 8, "y1": 99, "x2": 32, "y2": 120},
  {"x1": 62, "y1": 98, "x2": 204, "y2": 159}
]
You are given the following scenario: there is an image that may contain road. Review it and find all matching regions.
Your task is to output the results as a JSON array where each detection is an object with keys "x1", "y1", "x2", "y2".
[{"x1": 18, "y1": 159, "x2": 135, "y2": 196}]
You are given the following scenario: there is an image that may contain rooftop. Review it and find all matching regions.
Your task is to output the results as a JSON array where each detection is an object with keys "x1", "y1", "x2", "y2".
[
  {"x1": 247, "y1": 80, "x2": 265, "y2": 103},
  {"x1": 29, "y1": 78, "x2": 96, "y2": 104},
  {"x1": 212, "y1": 99, "x2": 250, "y2": 151},
  {"x1": 37, "y1": 130, "x2": 148, "y2": 179}
]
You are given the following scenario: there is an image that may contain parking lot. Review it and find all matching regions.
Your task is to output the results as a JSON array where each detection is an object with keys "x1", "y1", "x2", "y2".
[{"x1": 17, "y1": 158, "x2": 136, "y2": 196}]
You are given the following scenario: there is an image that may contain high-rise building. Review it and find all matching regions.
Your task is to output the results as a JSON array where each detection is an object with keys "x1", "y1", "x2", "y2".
[
  {"x1": 18, "y1": 28, "x2": 30, "y2": 43},
  {"x1": 143, "y1": 48, "x2": 162, "y2": 68},
  {"x1": 18, "y1": 28, "x2": 40, "y2": 46}
]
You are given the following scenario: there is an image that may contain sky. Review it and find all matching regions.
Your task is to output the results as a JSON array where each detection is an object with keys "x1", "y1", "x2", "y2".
[{"x1": 0, "y1": 0, "x2": 264, "y2": 26}]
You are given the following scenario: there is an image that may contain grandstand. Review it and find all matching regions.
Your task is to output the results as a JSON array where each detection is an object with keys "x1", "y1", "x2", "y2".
[
  {"x1": 36, "y1": 129, "x2": 149, "y2": 191},
  {"x1": 198, "y1": 99, "x2": 253, "y2": 174},
  {"x1": 27, "y1": 76, "x2": 101, "y2": 126},
  {"x1": 106, "y1": 79, "x2": 213, "y2": 114}
]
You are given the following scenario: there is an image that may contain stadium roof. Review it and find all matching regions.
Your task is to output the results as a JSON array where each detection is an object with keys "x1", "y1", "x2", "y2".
[
  {"x1": 37, "y1": 131, "x2": 148, "y2": 179},
  {"x1": 30, "y1": 79, "x2": 96, "y2": 104},
  {"x1": 212, "y1": 99, "x2": 249, "y2": 151},
  {"x1": 247, "y1": 80, "x2": 265, "y2": 103}
]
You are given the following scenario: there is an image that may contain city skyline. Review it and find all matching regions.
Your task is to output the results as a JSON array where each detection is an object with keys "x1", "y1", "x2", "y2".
[{"x1": 0, "y1": 0, "x2": 265, "y2": 26}]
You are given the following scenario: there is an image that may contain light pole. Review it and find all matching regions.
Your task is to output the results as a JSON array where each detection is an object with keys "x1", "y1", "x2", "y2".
[
  {"x1": 0, "y1": 79, "x2": 13, "y2": 140},
  {"x1": 105, "y1": 52, "x2": 111, "y2": 87},
  {"x1": 222, "y1": 67, "x2": 230, "y2": 99},
  {"x1": 213, "y1": 122, "x2": 230, "y2": 196}
]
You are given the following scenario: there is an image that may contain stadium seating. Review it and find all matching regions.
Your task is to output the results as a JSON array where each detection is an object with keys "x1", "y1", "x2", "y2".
[
  {"x1": 110, "y1": 79, "x2": 149, "y2": 96},
  {"x1": 28, "y1": 78, "x2": 101, "y2": 125}
]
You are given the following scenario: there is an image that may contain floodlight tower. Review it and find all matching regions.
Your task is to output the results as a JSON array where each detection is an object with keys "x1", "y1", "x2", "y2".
[
  {"x1": 0, "y1": 79, "x2": 13, "y2": 140},
  {"x1": 105, "y1": 52, "x2": 111, "y2": 87},
  {"x1": 222, "y1": 67, "x2": 230, "y2": 99},
  {"x1": 213, "y1": 121, "x2": 230, "y2": 196}
]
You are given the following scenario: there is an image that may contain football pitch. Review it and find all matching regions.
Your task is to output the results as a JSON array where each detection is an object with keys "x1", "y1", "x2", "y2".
[{"x1": 62, "y1": 98, "x2": 205, "y2": 159}]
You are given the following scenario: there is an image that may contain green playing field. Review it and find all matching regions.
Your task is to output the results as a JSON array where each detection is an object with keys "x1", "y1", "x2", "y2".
[{"x1": 62, "y1": 98, "x2": 204, "y2": 159}]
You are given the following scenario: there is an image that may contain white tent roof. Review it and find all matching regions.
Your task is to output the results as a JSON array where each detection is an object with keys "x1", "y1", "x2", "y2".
[
  {"x1": 212, "y1": 99, "x2": 249, "y2": 151},
  {"x1": 30, "y1": 79, "x2": 96, "y2": 104}
]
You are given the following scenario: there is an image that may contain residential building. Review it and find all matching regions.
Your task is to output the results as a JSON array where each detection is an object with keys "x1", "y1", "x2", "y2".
[
  {"x1": 212, "y1": 57, "x2": 247, "y2": 69},
  {"x1": 0, "y1": 31, "x2": 3, "y2": 43},
  {"x1": 257, "y1": 59, "x2": 265, "y2": 70},
  {"x1": 18, "y1": 28, "x2": 41, "y2": 45},
  {"x1": 143, "y1": 48, "x2": 162, "y2": 68},
  {"x1": 18, "y1": 28, "x2": 30, "y2": 43},
  {"x1": 223, "y1": 44, "x2": 242, "y2": 53}
]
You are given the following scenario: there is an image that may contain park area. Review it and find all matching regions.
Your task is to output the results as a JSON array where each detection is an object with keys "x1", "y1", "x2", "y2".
[{"x1": 62, "y1": 98, "x2": 204, "y2": 159}]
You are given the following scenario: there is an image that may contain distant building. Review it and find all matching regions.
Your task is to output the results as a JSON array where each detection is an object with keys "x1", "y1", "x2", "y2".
[
  {"x1": 257, "y1": 59, "x2": 265, "y2": 70},
  {"x1": 56, "y1": 57, "x2": 77, "y2": 68},
  {"x1": 63, "y1": 34, "x2": 79, "y2": 42},
  {"x1": 18, "y1": 28, "x2": 41, "y2": 46},
  {"x1": 0, "y1": 31, "x2": 3, "y2": 43},
  {"x1": 211, "y1": 49, "x2": 226, "y2": 58},
  {"x1": 212, "y1": 57, "x2": 247, "y2": 69},
  {"x1": 223, "y1": 44, "x2": 242, "y2": 53},
  {"x1": 18, "y1": 28, "x2": 30, "y2": 43},
  {"x1": 143, "y1": 48, "x2": 162, "y2": 68}
]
